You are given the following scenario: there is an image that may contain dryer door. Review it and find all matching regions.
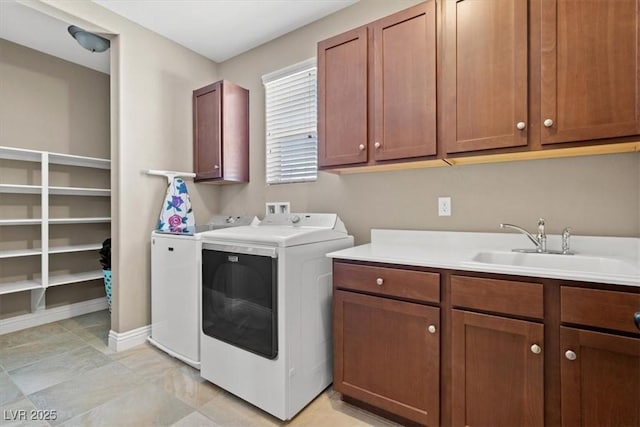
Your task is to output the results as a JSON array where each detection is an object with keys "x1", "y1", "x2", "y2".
[{"x1": 201, "y1": 248, "x2": 278, "y2": 359}]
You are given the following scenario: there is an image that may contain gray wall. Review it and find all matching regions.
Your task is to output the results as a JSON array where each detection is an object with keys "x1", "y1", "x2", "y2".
[
  {"x1": 0, "y1": 39, "x2": 111, "y2": 318},
  {"x1": 217, "y1": 0, "x2": 640, "y2": 245}
]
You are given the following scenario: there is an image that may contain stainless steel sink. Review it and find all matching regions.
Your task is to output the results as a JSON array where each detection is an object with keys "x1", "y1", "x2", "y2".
[{"x1": 469, "y1": 251, "x2": 639, "y2": 276}]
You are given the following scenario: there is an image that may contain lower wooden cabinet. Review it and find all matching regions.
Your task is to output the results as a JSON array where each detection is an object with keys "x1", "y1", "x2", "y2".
[
  {"x1": 451, "y1": 310, "x2": 544, "y2": 427},
  {"x1": 332, "y1": 260, "x2": 639, "y2": 426},
  {"x1": 333, "y1": 289, "x2": 440, "y2": 426},
  {"x1": 560, "y1": 327, "x2": 640, "y2": 427}
]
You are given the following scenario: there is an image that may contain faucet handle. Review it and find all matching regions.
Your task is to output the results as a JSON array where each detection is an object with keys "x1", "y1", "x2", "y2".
[
  {"x1": 536, "y1": 218, "x2": 547, "y2": 252},
  {"x1": 562, "y1": 227, "x2": 572, "y2": 254}
]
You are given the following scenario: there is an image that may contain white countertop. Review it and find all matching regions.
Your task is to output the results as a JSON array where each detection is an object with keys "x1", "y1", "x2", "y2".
[{"x1": 327, "y1": 229, "x2": 640, "y2": 287}]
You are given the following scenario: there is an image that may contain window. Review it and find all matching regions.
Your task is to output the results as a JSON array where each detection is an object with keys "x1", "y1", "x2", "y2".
[{"x1": 263, "y1": 58, "x2": 317, "y2": 184}]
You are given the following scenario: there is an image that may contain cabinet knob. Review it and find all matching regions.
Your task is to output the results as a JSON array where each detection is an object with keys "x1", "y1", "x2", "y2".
[
  {"x1": 374, "y1": 142, "x2": 381, "y2": 149},
  {"x1": 516, "y1": 121, "x2": 526, "y2": 130},
  {"x1": 358, "y1": 144, "x2": 365, "y2": 151},
  {"x1": 634, "y1": 312, "x2": 640, "y2": 330},
  {"x1": 213, "y1": 165, "x2": 220, "y2": 169},
  {"x1": 530, "y1": 344, "x2": 542, "y2": 354},
  {"x1": 375, "y1": 277, "x2": 384, "y2": 286},
  {"x1": 427, "y1": 324, "x2": 437, "y2": 334},
  {"x1": 543, "y1": 118, "x2": 554, "y2": 128},
  {"x1": 565, "y1": 350, "x2": 577, "y2": 361}
]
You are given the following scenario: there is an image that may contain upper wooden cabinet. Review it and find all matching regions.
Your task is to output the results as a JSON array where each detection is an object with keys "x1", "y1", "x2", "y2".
[
  {"x1": 443, "y1": 0, "x2": 640, "y2": 155},
  {"x1": 318, "y1": 1, "x2": 436, "y2": 168},
  {"x1": 541, "y1": 0, "x2": 640, "y2": 145},
  {"x1": 442, "y1": 0, "x2": 529, "y2": 153},
  {"x1": 193, "y1": 80, "x2": 249, "y2": 183},
  {"x1": 317, "y1": 27, "x2": 368, "y2": 167},
  {"x1": 371, "y1": 3, "x2": 437, "y2": 161}
]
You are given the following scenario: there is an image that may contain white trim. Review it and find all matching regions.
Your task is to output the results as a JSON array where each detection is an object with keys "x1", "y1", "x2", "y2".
[
  {"x1": 0, "y1": 297, "x2": 108, "y2": 335},
  {"x1": 108, "y1": 324, "x2": 151, "y2": 352},
  {"x1": 262, "y1": 57, "x2": 316, "y2": 85}
]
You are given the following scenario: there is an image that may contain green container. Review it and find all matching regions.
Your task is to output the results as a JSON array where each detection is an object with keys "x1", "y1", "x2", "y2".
[{"x1": 103, "y1": 269, "x2": 112, "y2": 312}]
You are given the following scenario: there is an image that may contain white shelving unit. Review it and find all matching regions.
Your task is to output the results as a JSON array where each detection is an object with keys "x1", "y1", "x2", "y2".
[{"x1": 0, "y1": 146, "x2": 111, "y2": 303}]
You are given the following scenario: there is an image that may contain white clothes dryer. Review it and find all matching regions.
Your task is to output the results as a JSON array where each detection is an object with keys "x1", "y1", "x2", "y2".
[{"x1": 199, "y1": 213, "x2": 354, "y2": 420}]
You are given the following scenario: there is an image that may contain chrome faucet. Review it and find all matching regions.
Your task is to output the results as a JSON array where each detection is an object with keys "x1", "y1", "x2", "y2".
[{"x1": 500, "y1": 218, "x2": 547, "y2": 253}]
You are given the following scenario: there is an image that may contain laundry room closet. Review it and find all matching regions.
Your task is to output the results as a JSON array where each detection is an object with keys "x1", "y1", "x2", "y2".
[{"x1": 0, "y1": 27, "x2": 111, "y2": 331}]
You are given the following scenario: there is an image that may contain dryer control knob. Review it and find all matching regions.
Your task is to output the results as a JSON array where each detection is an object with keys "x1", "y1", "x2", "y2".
[{"x1": 291, "y1": 215, "x2": 301, "y2": 224}]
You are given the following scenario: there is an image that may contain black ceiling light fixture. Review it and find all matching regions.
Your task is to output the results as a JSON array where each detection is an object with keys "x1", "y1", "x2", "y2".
[{"x1": 68, "y1": 25, "x2": 110, "y2": 53}]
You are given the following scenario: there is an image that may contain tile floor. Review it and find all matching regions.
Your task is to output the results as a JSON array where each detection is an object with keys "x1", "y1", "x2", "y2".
[{"x1": 0, "y1": 311, "x2": 400, "y2": 427}]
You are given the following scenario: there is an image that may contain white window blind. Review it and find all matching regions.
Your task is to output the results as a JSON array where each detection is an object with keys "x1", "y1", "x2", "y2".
[{"x1": 263, "y1": 58, "x2": 317, "y2": 184}]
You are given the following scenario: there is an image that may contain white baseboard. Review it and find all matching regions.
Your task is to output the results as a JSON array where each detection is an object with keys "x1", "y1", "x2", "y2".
[
  {"x1": 0, "y1": 297, "x2": 109, "y2": 335},
  {"x1": 108, "y1": 324, "x2": 151, "y2": 352}
]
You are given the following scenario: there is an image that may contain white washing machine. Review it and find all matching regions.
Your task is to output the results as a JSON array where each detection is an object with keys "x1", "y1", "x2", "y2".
[
  {"x1": 199, "y1": 213, "x2": 354, "y2": 420},
  {"x1": 149, "y1": 215, "x2": 255, "y2": 368}
]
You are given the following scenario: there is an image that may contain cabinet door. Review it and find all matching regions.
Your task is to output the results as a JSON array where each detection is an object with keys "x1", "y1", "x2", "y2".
[
  {"x1": 193, "y1": 82, "x2": 222, "y2": 180},
  {"x1": 372, "y1": 1, "x2": 436, "y2": 161},
  {"x1": 318, "y1": 27, "x2": 369, "y2": 167},
  {"x1": 442, "y1": 0, "x2": 529, "y2": 153},
  {"x1": 541, "y1": 0, "x2": 640, "y2": 145},
  {"x1": 560, "y1": 327, "x2": 640, "y2": 427},
  {"x1": 451, "y1": 310, "x2": 544, "y2": 427},
  {"x1": 333, "y1": 290, "x2": 440, "y2": 426}
]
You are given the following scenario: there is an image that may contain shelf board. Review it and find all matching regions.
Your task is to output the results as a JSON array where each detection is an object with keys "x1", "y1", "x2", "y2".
[
  {"x1": 0, "y1": 147, "x2": 110, "y2": 169},
  {"x1": 49, "y1": 217, "x2": 111, "y2": 224},
  {"x1": 49, "y1": 243, "x2": 103, "y2": 254},
  {"x1": 49, "y1": 186, "x2": 111, "y2": 197},
  {"x1": 0, "y1": 184, "x2": 42, "y2": 194},
  {"x1": 0, "y1": 146, "x2": 42, "y2": 163},
  {"x1": 47, "y1": 270, "x2": 103, "y2": 287},
  {"x1": 48, "y1": 153, "x2": 110, "y2": 170},
  {"x1": 0, "y1": 185, "x2": 110, "y2": 196},
  {"x1": 0, "y1": 219, "x2": 41, "y2": 226},
  {"x1": 0, "y1": 279, "x2": 42, "y2": 295},
  {"x1": 0, "y1": 248, "x2": 41, "y2": 259}
]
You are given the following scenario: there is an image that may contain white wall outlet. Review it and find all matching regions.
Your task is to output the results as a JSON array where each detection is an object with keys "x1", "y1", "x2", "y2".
[
  {"x1": 438, "y1": 197, "x2": 452, "y2": 217},
  {"x1": 266, "y1": 202, "x2": 290, "y2": 215}
]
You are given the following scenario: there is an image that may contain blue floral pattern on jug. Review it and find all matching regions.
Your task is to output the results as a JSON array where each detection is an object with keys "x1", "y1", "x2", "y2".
[{"x1": 156, "y1": 177, "x2": 195, "y2": 234}]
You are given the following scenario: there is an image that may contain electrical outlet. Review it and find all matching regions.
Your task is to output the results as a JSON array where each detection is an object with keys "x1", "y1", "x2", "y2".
[{"x1": 438, "y1": 197, "x2": 451, "y2": 217}]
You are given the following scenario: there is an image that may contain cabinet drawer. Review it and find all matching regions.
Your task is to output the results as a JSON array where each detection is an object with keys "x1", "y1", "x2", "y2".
[
  {"x1": 451, "y1": 275, "x2": 544, "y2": 319},
  {"x1": 333, "y1": 262, "x2": 439, "y2": 303},
  {"x1": 561, "y1": 287, "x2": 640, "y2": 335}
]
